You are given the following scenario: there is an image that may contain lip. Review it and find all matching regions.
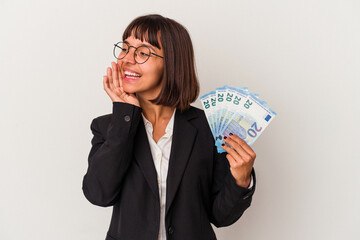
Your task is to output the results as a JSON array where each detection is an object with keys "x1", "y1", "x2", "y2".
[
  {"x1": 123, "y1": 67, "x2": 141, "y2": 76},
  {"x1": 123, "y1": 75, "x2": 141, "y2": 82},
  {"x1": 122, "y1": 68, "x2": 141, "y2": 82}
]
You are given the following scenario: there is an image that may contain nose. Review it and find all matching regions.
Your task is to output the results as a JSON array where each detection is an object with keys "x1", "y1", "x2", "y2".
[{"x1": 119, "y1": 46, "x2": 137, "y2": 64}]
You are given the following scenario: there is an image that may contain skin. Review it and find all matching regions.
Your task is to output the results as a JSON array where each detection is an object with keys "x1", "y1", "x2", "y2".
[
  {"x1": 103, "y1": 34, "x2": 255, "y2": 188},
  {"x1": 222, "y1": 134, "x2": 255, "y2": 188}
]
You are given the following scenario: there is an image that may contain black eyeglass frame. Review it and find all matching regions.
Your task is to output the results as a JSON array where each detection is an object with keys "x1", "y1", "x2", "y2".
[{"x1": 113, "y1": 41, "x2": 164, "y2": 64}]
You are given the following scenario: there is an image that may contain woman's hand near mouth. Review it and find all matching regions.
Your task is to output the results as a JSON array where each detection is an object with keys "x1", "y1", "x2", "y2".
[{"x1": 103, "y1": 62, "x2": 140, "y2": 107}]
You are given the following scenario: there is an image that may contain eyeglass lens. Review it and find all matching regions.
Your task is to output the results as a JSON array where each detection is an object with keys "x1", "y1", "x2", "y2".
[{"x1": 114, "y1": 42, "x2": 151, "y2": 64}]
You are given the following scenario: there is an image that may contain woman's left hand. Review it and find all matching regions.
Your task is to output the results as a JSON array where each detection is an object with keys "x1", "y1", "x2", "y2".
[{"x1": 221, "y1": 133, "x2": 256, "y2": 188}]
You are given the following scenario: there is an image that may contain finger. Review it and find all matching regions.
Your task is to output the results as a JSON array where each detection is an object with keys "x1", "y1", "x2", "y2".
[
  {"x1": 221, "y1": 142, "x2": 242, "y2": 163},
  {"x1": 119, "y1": 91, "x2": 128, "y2": 100},
  {"x1": 117, "y1": 62, "x2": 123, "y2": 89},
  {"x1": 107, "y1": 67, "x2": 115, "y2": 90},
  {"x1": 117, "y1": 63, "x2": 125, "y2": 92},
  {"x1": 225, "y1": 153, "x2": 237, "y2": 168},
  {"x1": 103, "y1": 76, "x2": 115, "y2": 100},
  {"x1": 224, "y1": 136, "x2": 249, "y2": 161},
  {"x1": 229, "y1": 133, "x2": 256, "y2": 158},
  {"x1": 111, "y1": 62, "x2": 120, "y2": 88},
  {"x1": 103, "y1": 76, "x2": 109, "y2": 90}
]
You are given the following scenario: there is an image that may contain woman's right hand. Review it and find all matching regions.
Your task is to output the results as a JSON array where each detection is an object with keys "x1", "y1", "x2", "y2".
[{"x1": 103, "y1": 62, "x2": 140, "y2": 107}]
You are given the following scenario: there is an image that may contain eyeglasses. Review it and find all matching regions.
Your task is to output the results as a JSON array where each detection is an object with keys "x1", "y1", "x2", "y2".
[{"x1": 113, "y1": 41, "x2": 164, "y2": 64}]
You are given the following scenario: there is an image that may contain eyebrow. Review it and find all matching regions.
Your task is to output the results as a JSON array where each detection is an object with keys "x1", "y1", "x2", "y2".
[{"x1": 124, "y1": 40, "x2": 157, "y2": 52}]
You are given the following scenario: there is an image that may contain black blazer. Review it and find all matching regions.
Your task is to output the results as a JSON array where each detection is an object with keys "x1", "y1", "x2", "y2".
[{"x1": 82, "y1": 102, "x2": 256, "y2": 240}]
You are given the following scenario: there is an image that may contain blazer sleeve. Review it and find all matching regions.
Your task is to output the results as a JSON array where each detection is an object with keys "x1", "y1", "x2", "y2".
[
  {"x1": 82, "y1": 102, "x2": 142, "y2": 207},
  {"x1": 209, "y1": 149, "x2": 256, "y2": 228}
]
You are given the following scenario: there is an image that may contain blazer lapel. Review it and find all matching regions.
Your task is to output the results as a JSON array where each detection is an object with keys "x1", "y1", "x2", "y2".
[
  {"x1": 134, "y1": 117, "x2": 160, "y2": 202},
  {"x1": 165, "y1": 108, "x2": 198, "y2": 216}
]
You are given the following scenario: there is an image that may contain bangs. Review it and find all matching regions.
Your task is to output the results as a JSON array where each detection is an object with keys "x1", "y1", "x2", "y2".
[{"x1": 122, "y1": 16, "x2": 163, "y2": 49}]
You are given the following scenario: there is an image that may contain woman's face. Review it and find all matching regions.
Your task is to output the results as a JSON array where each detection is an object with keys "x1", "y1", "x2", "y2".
[{"x1": 117, "y1": 35, "x2": 164, "y2": 101}]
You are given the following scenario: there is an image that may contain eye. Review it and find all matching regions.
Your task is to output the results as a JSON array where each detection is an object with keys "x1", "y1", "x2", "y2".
[
  {"x1": 120, "y1": 46, "x2": 129, "y2": 53},
  {"x1": 136, "y1": 46, "x2": 151, "y2": 58},
  {"x1": 139, "y1": 51, "x2": 150, "y2": 57}
]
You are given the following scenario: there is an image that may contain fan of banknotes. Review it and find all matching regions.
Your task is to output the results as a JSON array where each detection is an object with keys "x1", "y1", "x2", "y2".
[{"x1": 200, "y1": 85, "x2": 277, "y2": 153}]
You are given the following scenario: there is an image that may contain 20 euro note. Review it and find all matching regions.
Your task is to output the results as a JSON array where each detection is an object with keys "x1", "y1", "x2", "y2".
[
  {"x1": 214, "y1": 86, "x2": 229, "y2": 136},
  {"x1": 221, "y1": 92, "x2": 277, "y2": 151},
  {"x1": 200, "y1": 91, "x2": 217, "y2": 138}
]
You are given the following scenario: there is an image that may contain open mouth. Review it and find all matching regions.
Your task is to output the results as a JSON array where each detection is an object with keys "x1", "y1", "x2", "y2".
[{"x1": 124, "y1": 71, "x2": 142, "y2": 80}]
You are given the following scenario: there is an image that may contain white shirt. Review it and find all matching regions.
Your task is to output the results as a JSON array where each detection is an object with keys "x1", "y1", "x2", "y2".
[
  {"x1": 142, "y1": 109, "x2": 176, "y2": 240},
  {"x1": 141, "y1": 109, "x2": 253, "y2": 240}
]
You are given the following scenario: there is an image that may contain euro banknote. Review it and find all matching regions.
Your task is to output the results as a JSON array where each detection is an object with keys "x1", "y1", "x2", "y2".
[{"x1": 200, "y1": 85, "x2": 277, "y2": 153}]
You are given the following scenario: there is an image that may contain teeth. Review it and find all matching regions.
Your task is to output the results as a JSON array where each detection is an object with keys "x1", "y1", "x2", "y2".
[{"x1": 124, "y1": 71, "x2": 141, "y2": 77}]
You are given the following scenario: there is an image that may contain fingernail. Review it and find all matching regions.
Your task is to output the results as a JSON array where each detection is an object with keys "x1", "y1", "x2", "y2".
[
  {"x1": 229, "y1": 133, "x2": 233, "y2": 136},
  {"x1": 221, "y1": 143, "x2": 225, "y2": 146},
  {"x1": 224, "y1": 136, "x2": 227, "y2": 140}
]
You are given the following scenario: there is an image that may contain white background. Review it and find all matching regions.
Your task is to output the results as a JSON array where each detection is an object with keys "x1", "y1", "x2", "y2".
[{"x1": 1, "y1": 0, "x2": 359, "y2": 239}]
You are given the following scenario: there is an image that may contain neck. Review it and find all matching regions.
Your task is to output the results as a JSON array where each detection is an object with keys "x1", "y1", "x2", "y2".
[{"x1": 138, "y1": 96, "x2": 175, "y2": 125}]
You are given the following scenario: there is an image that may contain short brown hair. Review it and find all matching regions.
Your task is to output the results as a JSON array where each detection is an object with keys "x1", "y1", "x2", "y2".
[{"x1": 123, "y1": 14, "x2": 199, "y2": 112}]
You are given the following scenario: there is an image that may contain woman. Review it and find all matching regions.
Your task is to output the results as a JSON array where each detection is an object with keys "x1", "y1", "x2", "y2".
[{"x1": 82, "y1": 14, "x2": 256, "y2": 240}]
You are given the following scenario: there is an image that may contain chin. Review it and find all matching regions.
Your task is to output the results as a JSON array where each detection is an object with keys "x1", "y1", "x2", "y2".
[{"x1": 122, "y1": 84, "x2": 137, "y2": 94}]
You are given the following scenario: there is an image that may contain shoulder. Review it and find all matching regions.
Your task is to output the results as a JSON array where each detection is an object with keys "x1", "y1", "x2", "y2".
[
  {"x1": 190, "y1": 105, "x2": 208, "y2": 126},
  {"x1": 182, "y1": 105, "x2": 212, "y2": 135},
  {"x1": 184, "y1": 105, "x2": 215, "y2": 151},
  {"x1": 182, "y1": 105, "x2": 206, "y2": 121},
  {"x1": 189, "y1": 105, "x2": 205, "y2": 115}
]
